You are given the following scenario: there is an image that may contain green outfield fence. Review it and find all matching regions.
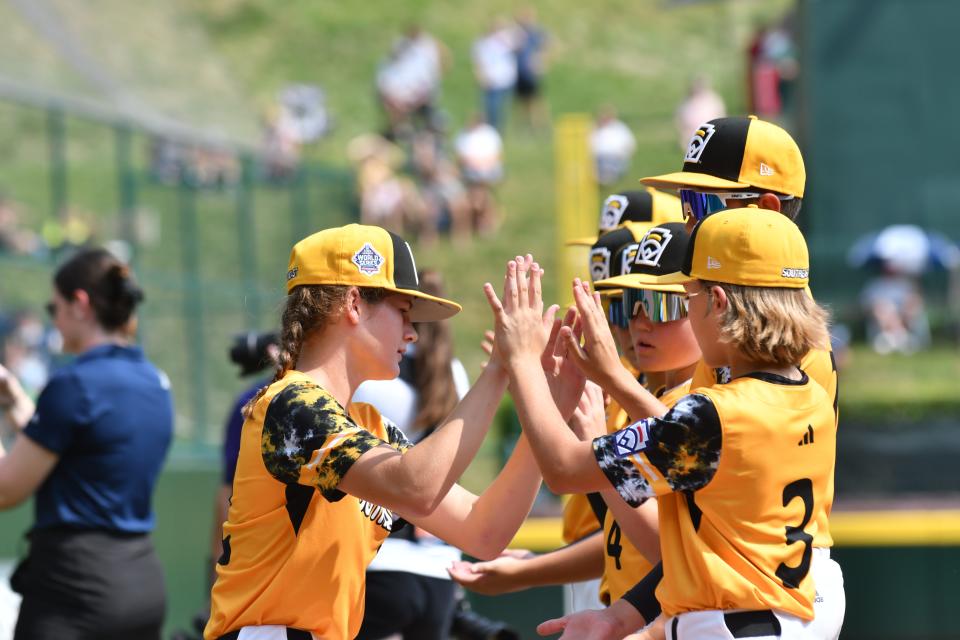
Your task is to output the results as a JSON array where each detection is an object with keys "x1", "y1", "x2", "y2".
[{"x1": 0, "y1": 92, "x2": 355, "y2": 449}]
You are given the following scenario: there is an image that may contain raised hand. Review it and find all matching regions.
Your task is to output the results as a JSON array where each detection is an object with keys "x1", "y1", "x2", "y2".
[
  {"x1": 561, "y1": 278, "x2": 626, "y2": 387},
  {"x1": 542, "y1": 306, "x2": 587, "y2": 420},
  {"x1": 568, "y1": 381, "x2": 606, "y2": 441},
  {"x1": 483, "y1": 255, "x2": 548, "y2": 366}
]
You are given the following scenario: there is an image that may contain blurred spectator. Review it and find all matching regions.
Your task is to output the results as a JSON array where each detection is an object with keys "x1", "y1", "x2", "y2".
[
  {"x1": 589, "y1": 105, "x2": 636, "y2": 186},
  {"x1": 279, "y1": 84, "x2": 332, "y2": 144},
  {"x1": 0, "y1": 248, "x2": 172, "y2": 639},
  {"x1": 2, "y1": 311, "x2": 50, "y2": 399},
  {"x1": 472, "y1": 18, "x2": 518, "y2": 132},
  {"x1": 0, "y1": 196, "x2": 41, "y2": 256},
  {"x1": 860, "y1": 268, "x2": 930, "y2": 355},
  {"x1": 848, "y1": 224, "x2": 960, "y2": 354},
  {"x1": 675, "y1": 75, "x2": 726, "y2": 149},
  {"x1": 454, "y1": 114, "x2": 504, "y2": 237},
  {"x1": 41, "y1": 207, "x2": 93, "y2": 256},
  {"x1": 411, "y1": 131, "x2": 470, "y2": 245},
  {"x1": 261, "y1": 104, "x2": 301, "y2": 181},
  {"x1": 512, "y1": 7, "x2": 549, "y2": 130},
  {"x1": 348, "y1": 133, "x2": 426, "y2": 237},
  {"x1": 377, "y1": 25, "x2": 450, "y2": 141},
  {"x1": 748, "y1": 16, "x2": 799, "y2": 119}
]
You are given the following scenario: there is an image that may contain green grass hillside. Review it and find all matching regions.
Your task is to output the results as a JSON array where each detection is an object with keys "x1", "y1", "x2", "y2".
[
  {"x1": 186, "y1": 0, "x2": 791, "y2": 372},
  {"x1": 0, "y1": 0, "x2": 796, "y2": 451}
]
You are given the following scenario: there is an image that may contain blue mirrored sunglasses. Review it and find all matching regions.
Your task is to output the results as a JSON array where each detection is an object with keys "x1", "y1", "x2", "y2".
[
  {"x1": 679, "y1": 189, "x2": 759, "y2": 222},
  {"x1": 624, "y1": 289, "x2": 689, "y2": 323},
  {"x1": 679, "y1": 189, "x2": 796, "y2": 222},
  {"x1": 607, "y1": 297, "x2": 629, "y2": 329}
]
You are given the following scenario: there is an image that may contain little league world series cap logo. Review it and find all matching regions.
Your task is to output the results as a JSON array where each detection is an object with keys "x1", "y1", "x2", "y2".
[
  {"x1": 635, "y1": 227, "x2": 673, "y2": 268},
  {"x1": 590, "y1": 247, "x2": 611, "y2": 282},
  {"x1": 684, "y1": 122, "x2": 716, "y2": 164},
  {"x1": 352, "y1": 243, "x2": 384, "y2": 276},
  {"x1": 600, "y1": 194, "x2": 630, "y2": 231}
]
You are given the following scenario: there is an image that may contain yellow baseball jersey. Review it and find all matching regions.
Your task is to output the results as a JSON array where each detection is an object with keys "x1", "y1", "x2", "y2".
[
  {"x1": 205, "y1": 370, "x2": 411, "y2": 640},
  {"x1": 689, "y1": 347, "x2": 838, "y2": 550},
  {"x1": 599, "y1": 380, "x2": 689, "y2": 604},
  {"x1": 593, "y1": 372, "x2": 835, "y2": 620},
  {"x1": 562, "y1": 493, "x2": 601, "y2": 544}
]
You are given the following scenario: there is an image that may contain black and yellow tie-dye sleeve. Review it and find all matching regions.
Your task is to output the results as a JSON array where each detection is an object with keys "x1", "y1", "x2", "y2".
[
  {"x1": 261, "y1": 381, "x2": 390, "y2": 502},
  {"x1": 382, "y1": 417, "x2": 413, "y2": 452},
  {"x1": 592, "y1": 393, "x2": 722, "y2": 507}
]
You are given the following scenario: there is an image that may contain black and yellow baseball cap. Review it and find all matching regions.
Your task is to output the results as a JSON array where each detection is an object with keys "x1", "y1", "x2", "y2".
[
  {"x1": 641, "y1": 116, "x2": 805, "y2": 198},
  {"x1": 566, "y1": 188, "x2": 683, "y2": 246},
  {"x1": 588, "y1": 222, "x2": 649, "y2": 286},
  {"x1": 681, "y1": 206, "x2": 809, "y2": 288},
  {"x1": 595, "y1": 222, "x2": 690, "y2": 293},
  {"x1": 286, "y1": 224, "x2": 461, "y2": 321}
]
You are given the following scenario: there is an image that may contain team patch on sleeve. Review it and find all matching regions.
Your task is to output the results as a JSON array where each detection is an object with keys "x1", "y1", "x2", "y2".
[
  {"x1": 593, "y1": 393, "x2": 723, "y2": 505},
  {"x1": 613, "y1": 420, "x2": 651, "y2": 457},
  {"x1": 593, "y1": 431, "x2": 657, "y2": 508}
]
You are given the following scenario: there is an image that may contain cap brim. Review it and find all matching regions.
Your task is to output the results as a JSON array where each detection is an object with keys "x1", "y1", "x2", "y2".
[
  {"x1": 594, "y1": 271, "x2": 689, "y2": 292},
  {"x1": 390, "y1": 288, "x2": 461, "y2": 322},
  {"x1": 596, "y1": 287, "x2": 622, "y2": 297},
  {"x1": 640, "y1": 171, "x2": 750, "y2": 192},
  {"x1": 564, "y1": 235, "x2": 598, "y2": 247}
]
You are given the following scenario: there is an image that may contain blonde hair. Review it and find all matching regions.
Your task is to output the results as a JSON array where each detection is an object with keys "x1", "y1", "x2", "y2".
[
  {"x1": 702, "y1": 281, "x2": 830, "y2": 367},
  {"x1": 242, "y1": 284, "x2": 387, "y2": 418}
]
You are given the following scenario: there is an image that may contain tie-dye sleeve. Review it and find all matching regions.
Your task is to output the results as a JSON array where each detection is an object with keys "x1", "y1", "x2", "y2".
[
  {"x1": 382, "y1": 416, "x2": 413, "y2": 452},
  {"x1": 261, "y1": 382, "x2": 391, "y2": 502},
  {"x1": 591, "y1": 393, "x2": 722, "y2": 507}
]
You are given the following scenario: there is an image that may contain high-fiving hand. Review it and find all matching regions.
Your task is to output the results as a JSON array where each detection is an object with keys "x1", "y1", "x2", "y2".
[
  {"x1": 560, "y1": 278, "x2": 628, "y2": 387},
  {"x1": 483, "y1": 255, "x2": 548, "y2": 365}
]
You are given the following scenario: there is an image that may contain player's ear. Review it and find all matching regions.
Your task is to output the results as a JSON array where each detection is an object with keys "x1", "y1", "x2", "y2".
[
  {"x1": 708, "y1": 285, "x2": 728, "y2": 314},
  {"x1": 757, "y1": 193, "x2": 782, "y2": 213},
  {"x1": 344, "y1": 287, "x2": 364, "y2": 326}
]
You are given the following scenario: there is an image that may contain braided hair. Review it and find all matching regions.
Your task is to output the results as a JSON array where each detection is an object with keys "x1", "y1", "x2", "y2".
[{"x1": 242, "y1": 284, "x2": 387, "y2": 418}]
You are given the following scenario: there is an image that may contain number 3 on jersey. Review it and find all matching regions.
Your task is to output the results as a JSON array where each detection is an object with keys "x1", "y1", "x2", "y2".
[{"x1": 776, "y1": 478, "x2": 814, "y2": 589}]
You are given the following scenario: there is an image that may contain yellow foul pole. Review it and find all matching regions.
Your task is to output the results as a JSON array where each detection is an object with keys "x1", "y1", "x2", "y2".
[{"x1": 554, "y1": 114, "x2": 598, "y2": 306}]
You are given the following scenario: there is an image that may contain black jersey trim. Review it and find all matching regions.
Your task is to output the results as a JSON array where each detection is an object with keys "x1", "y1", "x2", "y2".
[{"x1": 739, "y1": 369, "x2": 808, "y2": 386}]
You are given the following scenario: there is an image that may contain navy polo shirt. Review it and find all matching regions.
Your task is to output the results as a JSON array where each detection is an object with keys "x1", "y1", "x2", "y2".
[{"x1": 23, "y1": 344, "x2": 174, "y2": 533}]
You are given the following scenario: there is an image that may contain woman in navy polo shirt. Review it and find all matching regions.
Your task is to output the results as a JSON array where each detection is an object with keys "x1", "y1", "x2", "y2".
[{"x1": 0, "y1": 248, "x2": 173, "y2": 640}]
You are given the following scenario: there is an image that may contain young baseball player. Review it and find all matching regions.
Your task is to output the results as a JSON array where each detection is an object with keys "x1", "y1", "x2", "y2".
[
  {"x1": 485, "y1": 207, "x2": 837, "y2": 639},
  {"x1": 205, "y1": 224, "x2": 554, "y2": 640},
  {"x1": 588, "y1": 221, "x2": 704, "y2": 604},
  {"x1": 640, "y1": 115, "x2": 844, "y2": 639}
]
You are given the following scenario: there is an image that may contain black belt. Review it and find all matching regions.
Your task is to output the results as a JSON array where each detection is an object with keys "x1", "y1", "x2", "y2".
[
  {"x1": 218, "y1": 628, "x2": 312, "y2": 640},
  {"x1": 670, "y1": 610, "x2": 781, "y2": 639}
]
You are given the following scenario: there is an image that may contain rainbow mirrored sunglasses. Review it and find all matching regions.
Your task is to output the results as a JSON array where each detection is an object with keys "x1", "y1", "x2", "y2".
[
  {"x1": 679, "y1": 189, "x2": 795, "y2": 222},
  {"x1": 606, "y1": 297, "x2": 629, "y2": 329},
  {"x1": 624, "y1": 289, "x2": 689, "y2": 323}
]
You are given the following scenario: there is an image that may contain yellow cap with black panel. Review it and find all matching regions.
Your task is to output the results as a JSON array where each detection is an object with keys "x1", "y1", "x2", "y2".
[
  {"x1": 641, "y1": 116, "x2": 805, "y2": 198},
  {"x1": 286, "y1": 223, "x2": 461, "y2": 322}
]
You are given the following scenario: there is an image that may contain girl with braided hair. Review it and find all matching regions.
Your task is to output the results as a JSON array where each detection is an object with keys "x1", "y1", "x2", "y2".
[
  {"x1": 0, "y1": 248, "x2": 173, "y2": 639},
  {"x1": 205, "y1": 225, "x2": 553, "y2": 640}
]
